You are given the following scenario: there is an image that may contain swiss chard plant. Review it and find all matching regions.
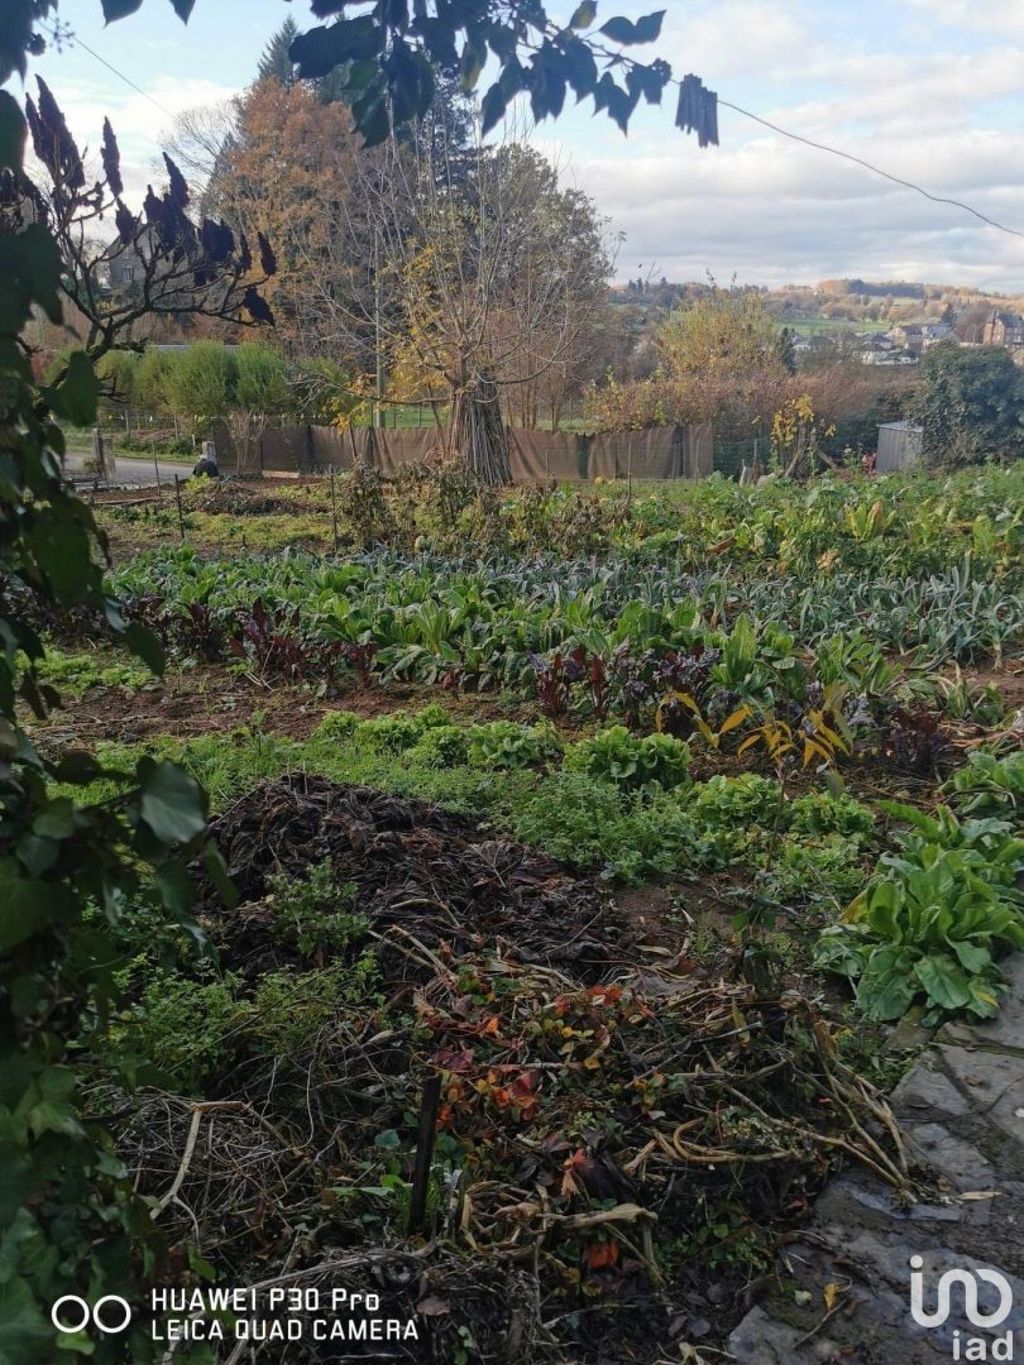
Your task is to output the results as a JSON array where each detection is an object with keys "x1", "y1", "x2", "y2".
[{"x1": 815, "y1": 803, "x2": 1024, "y2": 1022}]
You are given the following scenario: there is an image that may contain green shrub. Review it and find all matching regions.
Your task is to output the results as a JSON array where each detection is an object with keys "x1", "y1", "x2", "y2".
[
  {"x1": 266, "y1": 860, "x2": 367, "y2": 958},
  {"x1": 761, "y1": 834, "x2": 866, "y2": 907},
  {"x1": 33, "y1": 648, "x2": 152, "y2": 697},
  {"x1": 566, "y1": 726, "x2": 691, "y2": 791},
  {"x1": 692, "y1": 775, "x2": 783, "y2": 829},
  {"x1": 250, "y1": 962, "x2": 380, "y2": 1053},
  {"x1": 127, "y1": 968, "x2": 249, "y2": 1093},
  {"x1": 361, "y1": 704, "x2": 449, "y2": 751},
  {"x1": 467, "y1": 720, "x2": 561, "y2": 770},
  {"x1": 507, "y1": 771, "x2": 698, "y2": 883},
  {"x1": 313, "y1": 710, "x2": 362, "y2": 741}
]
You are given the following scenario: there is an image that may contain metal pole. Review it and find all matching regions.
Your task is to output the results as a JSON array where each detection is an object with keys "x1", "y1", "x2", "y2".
[
  {"x1": 407, "y1": 1074, "x2": 442, "y2": 1236},
  {"x1": 174, "y1": 474, "x2": 185, "y2": 541}
]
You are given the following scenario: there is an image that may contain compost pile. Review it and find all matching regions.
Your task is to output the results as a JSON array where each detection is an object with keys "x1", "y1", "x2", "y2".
[
  {"x1": 118, "y1": 776, "x2": 915, "y2": 1363},
  {"x1": 200, "y1": 774, "x2": 624, "y2": 983}
]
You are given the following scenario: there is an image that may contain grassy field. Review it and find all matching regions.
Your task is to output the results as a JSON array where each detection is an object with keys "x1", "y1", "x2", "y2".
[{"x1": 780, "y1": 317, "x2": 890, "y2": 335}]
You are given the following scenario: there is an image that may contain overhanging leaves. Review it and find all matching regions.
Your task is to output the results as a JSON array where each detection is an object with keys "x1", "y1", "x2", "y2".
[
  {"x1": 599, "y1": 11, "x2": 665, "y2": 45},
  {"x1": 138, "y1": 759, "x2": 208, "y2": 846}
]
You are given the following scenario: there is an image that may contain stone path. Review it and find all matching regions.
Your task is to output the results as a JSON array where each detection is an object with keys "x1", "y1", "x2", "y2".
[{"x1": 729, "y1": 957, "x2": 1024, "y2": 1363}]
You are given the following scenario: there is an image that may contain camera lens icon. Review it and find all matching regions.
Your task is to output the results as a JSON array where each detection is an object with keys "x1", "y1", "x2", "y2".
[{"x1": 51, "y1": 1296, "x2": 132, "y2": 1336}]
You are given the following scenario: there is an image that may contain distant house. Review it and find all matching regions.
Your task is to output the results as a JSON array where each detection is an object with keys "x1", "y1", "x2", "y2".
[
  {"x1": 980, "y1": 310, "x2": 1024, "y2": 348},
  {"x1": 919, "y1": 322, "x2": 955, "y2": 349},
  {"x1": 859, "y1": 333, "x2": 896, "y2": 353},
  {"x1": 104, "y1": 238, "x2": 146, "y2": 291}
]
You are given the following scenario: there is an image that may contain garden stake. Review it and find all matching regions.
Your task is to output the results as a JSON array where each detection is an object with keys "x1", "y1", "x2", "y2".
[
  {"x1": 330, "y1": 467, "x2": 339, "y2": 553},
  {"x1": 174, "y1": 475, "x2": 185, "y2": 541},
  {"x1": 408, "y1": 1074, "x2": 442, "y2": 1236}
]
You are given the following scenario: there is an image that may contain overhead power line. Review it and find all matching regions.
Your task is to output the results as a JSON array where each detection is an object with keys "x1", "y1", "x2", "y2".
[
  {"x1": 718, "y1": 97, "x2": 1024, "y2": 241},
  {"x1": 69, "y1": 33, "x2": 178, "y2": 121},
  {"x1": 66, "y1": 30, "x2": 1024, "y2": 241}
]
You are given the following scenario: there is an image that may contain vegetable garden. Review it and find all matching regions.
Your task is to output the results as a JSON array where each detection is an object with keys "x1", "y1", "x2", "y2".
[{"x1": 16, "y1": 462, "x2": 1024, "y2": 1361}]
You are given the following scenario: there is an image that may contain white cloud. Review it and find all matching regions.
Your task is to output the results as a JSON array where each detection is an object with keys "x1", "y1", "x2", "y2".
[
  {"x1": 25, "y1": 74, "x2": 238, "y2": 206},
  {"x1": 906, "y1": 0, "x2": 1024, "y2": 34},
  {"x1": 534, "y1": 4, "x2": 1024, "y2": 288}
]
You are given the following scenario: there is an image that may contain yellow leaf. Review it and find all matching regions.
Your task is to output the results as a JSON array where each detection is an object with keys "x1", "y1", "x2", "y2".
[
  {"x1": 737, "y1": 733, "x2": 762, "y2": 756},
  {"x1": 718, "y1": 706, "x2": 752, "y2": 737},
  {"x1": 823, "y1": 1281, "x2": 844, "y2": 1312}
]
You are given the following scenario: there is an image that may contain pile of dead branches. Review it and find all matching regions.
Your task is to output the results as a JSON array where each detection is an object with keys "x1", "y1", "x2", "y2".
[{"x1": 114, "y1": 777, "x2": 918, "y2": 1362}]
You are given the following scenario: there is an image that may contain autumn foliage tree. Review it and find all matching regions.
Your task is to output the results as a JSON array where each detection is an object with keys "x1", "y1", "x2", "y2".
[{"x1": 204, "y1": 78, "x2": 356, "y2": 356}]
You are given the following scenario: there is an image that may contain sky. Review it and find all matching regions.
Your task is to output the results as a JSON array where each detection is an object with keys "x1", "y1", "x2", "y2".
[{"x1": 25, "y1": 0, "x2": 1024, "y2": 292}]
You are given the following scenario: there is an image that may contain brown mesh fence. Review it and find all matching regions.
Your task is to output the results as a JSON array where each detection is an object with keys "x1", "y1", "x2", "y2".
[{"x1": 224, "y1": 423, "x2": 716, "y2": 482}]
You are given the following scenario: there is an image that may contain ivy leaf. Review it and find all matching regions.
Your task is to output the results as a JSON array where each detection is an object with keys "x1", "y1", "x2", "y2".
[
  {"x1": 0, "y1": 862, "x2": 75, "y2": 950},
  {"x1": 32, "y1": 799, "x2": 76, "y2": 840},
  {"x1": 352, "y1": 93, "x2": 392, "y2": 148},
  {"x1": 0, "y1": 1278, "x2": 52, "y2": 1365},
  {"x1": 480, "y1": 82, "x2": 511, "y2": 136},
  {"x1": 204, "y1": 842, "x2": 237, "y2": 910},
  {"x1": 291, "y1": 18, "x2": 382, "y2": 79},
  {"x1": 460, "y1": 34, "x2": 487, "y2": 91},
  {"x1": 0, "y1": 225, "x2": 63, "y2": 330},
  {"x1": 123, "y1": 621, "x2": 166, "y2": 676},
  {"x1": 53, "y1": 751, "x2": 104, "y2": 785},
  {"x1": 169, "y1": 0, "x2": 196, "y2": 18},
  {"x1": 154, "y1": 860, "x2": 193, "y2": 917},
  {"x1": 138, "y1": 759, "x2": 207, "y2": 847}
]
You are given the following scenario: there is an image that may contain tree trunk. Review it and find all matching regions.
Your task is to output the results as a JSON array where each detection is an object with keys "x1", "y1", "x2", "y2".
[{"x1": 450, "y1": 370, "x2": 512, "y2": 486}]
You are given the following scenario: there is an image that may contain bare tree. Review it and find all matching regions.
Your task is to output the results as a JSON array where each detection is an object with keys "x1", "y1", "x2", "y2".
[
  {"x1": 160, "y1": 100, "x2": 239, "y2": 206},
  {"x1": 290, "y1": 118, "x2": 611, "y2": 481}
]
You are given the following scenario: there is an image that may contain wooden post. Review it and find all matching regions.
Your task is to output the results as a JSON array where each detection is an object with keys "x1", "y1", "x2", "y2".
[
  {"x1": 153, "y1": 455, "x2": 161, "y2": 489},
  {"x1": 407, "y1": 1074, "x2": 442, "y2": 1236},
  {"x1": 330, "y1": 467, "x2": 339, "y2": 554},
  {"x1": 174, "y1": 474, "x2": 186, "y2": 541}
]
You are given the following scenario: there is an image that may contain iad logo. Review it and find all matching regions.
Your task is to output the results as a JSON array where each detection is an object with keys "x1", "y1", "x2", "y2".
[{"x1": 910, "y1": 1255, "x2": 1015, "y2": 1361}]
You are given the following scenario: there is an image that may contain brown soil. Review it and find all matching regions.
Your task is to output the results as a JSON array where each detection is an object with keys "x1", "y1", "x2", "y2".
[
  {"x1": 964, "y1": 662, "x2": 1024, "y2": 710},
  {"x1": 27, "y1": 666, "x2": 541, "y2": 748}
]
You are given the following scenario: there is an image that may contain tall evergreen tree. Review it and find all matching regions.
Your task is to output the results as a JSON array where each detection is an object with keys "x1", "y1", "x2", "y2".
[{"x1": 256, "y1": 16, "x2": 298, "y2": 86}]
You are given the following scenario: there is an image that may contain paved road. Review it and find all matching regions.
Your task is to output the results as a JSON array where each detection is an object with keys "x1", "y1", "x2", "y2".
[{"x1": 64, "y1": 453, "x2": 193, "y2": 487}]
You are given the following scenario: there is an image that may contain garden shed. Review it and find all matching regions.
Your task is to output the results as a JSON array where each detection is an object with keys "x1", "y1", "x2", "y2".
[{"x1": 877, "y1": 420, "x2": 924, "y2": 472}]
